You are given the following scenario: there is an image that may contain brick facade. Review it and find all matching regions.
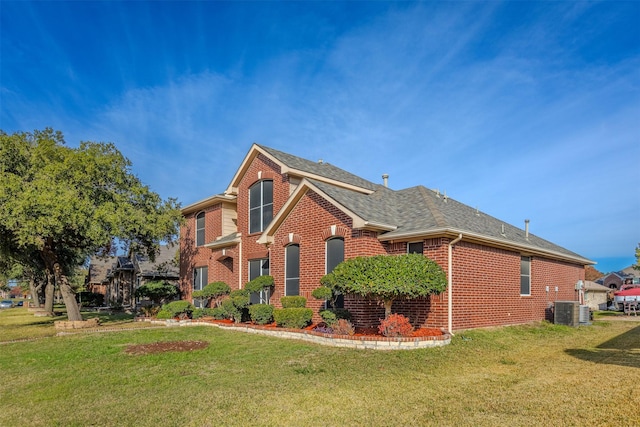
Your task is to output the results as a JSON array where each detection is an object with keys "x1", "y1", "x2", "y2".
[{"x1": 179, "y1": 146, "x2": 588, "y2": 331}]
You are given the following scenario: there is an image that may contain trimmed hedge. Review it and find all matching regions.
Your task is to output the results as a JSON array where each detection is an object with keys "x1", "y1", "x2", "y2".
[
  {"x1": 273, "y1": 307, "x2": 313, "y2": 329},
  {"x1": 249, "y1": 304, "x2": 274, "y2": 325},
  {"x1": 280, "y1": 296, "x2": 307, "y2": 308}
]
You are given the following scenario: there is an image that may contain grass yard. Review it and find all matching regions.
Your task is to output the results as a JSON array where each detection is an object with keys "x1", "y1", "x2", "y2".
[{"x1": 1, "y1": 307, "x2": 639, "y2": 426}]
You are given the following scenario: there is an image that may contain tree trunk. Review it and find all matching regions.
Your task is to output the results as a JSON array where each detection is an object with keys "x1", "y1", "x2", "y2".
[
  {"x1": 384, "y1": 299, "x2": 393, "y2": 318},
  {"x1": 29, "y1": 278, "x2": 42, "y2": 308},
  {"x1": 54, "y1": 263, "x2": 82, "y2": 321},
  {"x1": 43, "y1": 272, "x2": 55, "y2": 315}
]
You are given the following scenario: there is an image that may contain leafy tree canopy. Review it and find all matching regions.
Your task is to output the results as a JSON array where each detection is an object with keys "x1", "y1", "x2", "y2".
[
  {"x1": 135, "y1": 281, "x2": 180, "y2": 305},
  {"x1": 320, "y1": 253, "x2": 447, "y2": 317},
  {"x1": 0, "y1": 129, "x2": 182, "y2": 320}
]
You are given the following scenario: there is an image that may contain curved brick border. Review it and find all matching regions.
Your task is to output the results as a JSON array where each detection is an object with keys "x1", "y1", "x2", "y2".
[{"x1": 138, "y1": 318, "x2": 451, "y2": 350}]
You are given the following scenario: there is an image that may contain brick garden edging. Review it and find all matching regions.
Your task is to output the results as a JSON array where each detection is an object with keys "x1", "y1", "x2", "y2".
[{"x1": 136, "y1": 318, "x2": 451, "y2": 350}]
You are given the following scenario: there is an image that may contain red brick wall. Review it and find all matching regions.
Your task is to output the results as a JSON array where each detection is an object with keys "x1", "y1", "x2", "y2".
[
  {"x1": 269, "y1": 190, "x2": 387, "y2": 319},
  {"x1": 236, "y1": 153, "x2": 291, "y2": 286},
  {"x1": 179, "y1": 203, "x2": 238, "y2": 303},
  {"x1": 345, "y1": 238, "x2": 585, "y2": 332}
]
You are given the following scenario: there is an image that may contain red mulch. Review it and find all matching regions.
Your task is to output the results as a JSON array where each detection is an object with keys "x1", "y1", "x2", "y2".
[{"x1": 204, "y1": 319, "x2": 443, "y2": 337}]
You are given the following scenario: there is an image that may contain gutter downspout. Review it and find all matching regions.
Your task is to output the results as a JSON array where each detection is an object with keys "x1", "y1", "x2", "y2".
[{"x1": 448, "y1": 234, "x2": 463, "y2": 335}]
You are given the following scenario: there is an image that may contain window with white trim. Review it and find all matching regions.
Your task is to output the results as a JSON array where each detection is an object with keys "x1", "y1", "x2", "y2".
[
  {"x1": 285, "y1": 244, "x2": 300, "y2": 296},
  {"x1": 193, "y1": 266, "x2": 208, "y2": 308},
  {"x1": 196, "y1": 212, "x2": 205, "y2": 246},
  {"x1": 325, "y1": 237, "x2": 344, "y2": 308},
  {"x1": 249, "y1": 180, "x2": 273, "y2": 234},
  {"x1": 249, "y1": 258, "x2": 270, "y2": 304},
  {"x1": 520, "y1": 256, "x2": 531, "y2": 295}
]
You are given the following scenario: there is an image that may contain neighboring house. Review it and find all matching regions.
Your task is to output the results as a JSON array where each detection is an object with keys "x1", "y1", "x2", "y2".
[
  {"x1": 179, "y1": 144, "x2": 593, "y2": 332},
  {"x1": 86, "y1": 256, "x2": 116, "y2": 298},
  {"x1": 599, "y1": 268, "x2": 639, "y2": 291},
  {"x1": 583, "y1": 281, "x2": 612, "y2": 311},
  {"x1": 87, "y1": 245, "x2": 179, "y2": 307}
]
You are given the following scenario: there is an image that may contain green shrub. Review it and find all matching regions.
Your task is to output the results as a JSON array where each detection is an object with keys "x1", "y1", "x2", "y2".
[
  {"x1": 273, "y1": 307, "x2": 313, "y2": 329},
  {"x1": 210, "y1": 307, "x2": 227, "y2": 320},
  {"x1": 219, "y1": 290, "x2": 250, "y2": 323},
  {"x1": 311, "y1": 286, "x2": 332, "y2": 301},
  {"x1": 319, "y1": 310, "x2": 337, "y2": 325},
  {"x1": 244, "y1": 275, "x2": 274, "y2": 294},
  {"x1": 156, "y1": 309, "x2": 172, "y2": 319},
  {"x1": 193, "y1": 281, "x2": 230, "y2": 308},
  {"x1": 134, "y1": 281, "x2": 179, "y2": 305},
  {"x1": 378, "y1": 313, "x2": 414, "y2": 337},
  {"x1": 249, "y1": 304, "x2": 274, "y2": 325},
  {"x1": 281, "y1": 296, "x2": 307, "y2": 308},
  {"x1": 319, "y1": 308, "x2": 352, "y2": 325},
  {"x1": 192, "y1": 308, "x2": 217, "y2": 319},
  {"x1": 161, "y1": 300, "x2": 194, "y2": 318}
]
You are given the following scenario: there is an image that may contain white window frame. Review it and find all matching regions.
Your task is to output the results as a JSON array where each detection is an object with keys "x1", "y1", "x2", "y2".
[
  {"x1": 248, "y1": 180, "x2": 273, "y2": 234},
  {"x1": 193, "y1": 266, "x2": 208, "y2": 308},
  {"x1": 285, "y1": 244, "x2": 300, "y2": 296},
  {"x1": 195, "y1": 212, "x2": 205, "y2": 246},
  {"x1": 520, "y1": 256, "x2": 531, "y2": 296}
]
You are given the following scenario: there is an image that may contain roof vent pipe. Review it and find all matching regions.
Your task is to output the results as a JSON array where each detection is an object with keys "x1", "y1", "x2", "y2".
[
  {"x1": 318, "y1": 159, "x2": 323, "y2": 164},
  {"x1": 382, "y1": 174, "x2": 389, "y2": 187},
  {"x1": 525, "y1": 219, "x2": 530, "y2": 239}
]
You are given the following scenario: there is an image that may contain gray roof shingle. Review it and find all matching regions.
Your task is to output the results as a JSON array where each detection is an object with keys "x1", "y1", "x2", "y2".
[
  {"x1": 258, "y1": 145, "x2": 379, "y2": 191},
  {"x1": 308, "y1": 179, "x2": 588, "y2": 262}
]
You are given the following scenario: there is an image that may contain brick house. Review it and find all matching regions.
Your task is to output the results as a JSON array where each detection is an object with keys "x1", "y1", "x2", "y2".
[{"x1": 179, "y1": 144, "x2": 593, "y2": 332}]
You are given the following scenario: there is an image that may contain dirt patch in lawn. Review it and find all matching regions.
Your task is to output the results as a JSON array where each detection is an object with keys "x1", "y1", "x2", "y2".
[{"x1": 124, "y1": 340, "x2": 209, "y2": 355}]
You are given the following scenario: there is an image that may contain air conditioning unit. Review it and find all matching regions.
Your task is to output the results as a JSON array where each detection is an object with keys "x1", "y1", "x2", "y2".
[
  {"x1": 579, "y1": 305, "x2": 591, "y2": 325},
  {"x1": 554, "y1": 301, "x2": 579, "y2": 326}
]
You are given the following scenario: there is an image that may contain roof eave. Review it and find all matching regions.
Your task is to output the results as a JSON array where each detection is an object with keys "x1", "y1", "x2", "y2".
[
  {"x1": 378, "y1": 228, "x2": 594, "y2": 266},
  {"x1": 182, "y1": 194, "x2": 236, "y2": 215}
]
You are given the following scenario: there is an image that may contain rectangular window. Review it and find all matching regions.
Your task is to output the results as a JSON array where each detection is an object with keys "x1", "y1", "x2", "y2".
[
  {"x1": 196, "y1": 212, "x2": 205, "y2": 246},
  {"x1": 249, "y1": 180, "x2": 273, "y2": 234},
  {"x1": 248, "y1": 258, "x2": 270, "y2": 304},
  {"x1": 520, "y1": 256, "x2": 531, "y2": 295},
  {"x1": 285, "y1": 244, "x2": 300, "y2": 296},
  {"x1": 408, "y1": 241, "x2": 423, "y2": 254},
  {"x1": 193, "y1": 266, "x2": 208, "y2": 308},
  {"x1": 326, "y1": 238, "x2": 344, "y2": 309}
]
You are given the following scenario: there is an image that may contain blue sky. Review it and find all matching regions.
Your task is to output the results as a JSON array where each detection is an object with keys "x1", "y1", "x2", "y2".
[{"x1": 1, "y1": 1, "x2": 638, "y2": 274}]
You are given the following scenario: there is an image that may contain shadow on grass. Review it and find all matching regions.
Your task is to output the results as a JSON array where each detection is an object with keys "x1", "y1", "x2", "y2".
[{"x1": 565, "y1": 324, "x2": 640, "y2": 368}]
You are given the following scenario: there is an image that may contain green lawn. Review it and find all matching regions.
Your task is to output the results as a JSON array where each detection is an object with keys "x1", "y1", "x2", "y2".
[{"x1": 1, "y1": 307, "x2": 639, "y2": 426}]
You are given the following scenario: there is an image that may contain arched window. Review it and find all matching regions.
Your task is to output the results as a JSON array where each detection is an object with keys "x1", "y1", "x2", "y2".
[
  {"x1": 195, "y1": 212, "x2": 205, "y2": 246},
  {"x1": 249, "y1": 180, "x2": 273, "y2": 234},
  {"x1": 285, "y1": 244, "x2": 300, "y2": 296},
  {"x1": 326, "y1": 237, "x2": 344, "y2": 274}
]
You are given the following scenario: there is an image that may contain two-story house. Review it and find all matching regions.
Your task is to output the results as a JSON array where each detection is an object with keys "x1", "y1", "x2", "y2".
[{"x1": 179, "y1": 144, "x2": 592, "y2": 332}]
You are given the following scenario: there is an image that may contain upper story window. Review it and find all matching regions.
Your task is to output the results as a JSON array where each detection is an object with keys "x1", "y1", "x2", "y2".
[
  {"x1": 285, "y1": 244, "x2": 300, "y2": 296},
  {"x1": 195, "y1": 212, "x2": 205, "y2": 246},
  {"x1": 249, "y1": 180, "x2": 273, "y2": 234},
  {"x1": 408, "y1": 241, "x2": 423, "y2": 254},
  {"x1": 520, "y1": 256, "x2": 531, "y2": 295}
]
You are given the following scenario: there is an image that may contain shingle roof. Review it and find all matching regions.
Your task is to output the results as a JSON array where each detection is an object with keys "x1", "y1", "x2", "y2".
[
  {"x1": 257, "y1": 145, "x2": 379, "y2": 192},
  {"x1": 133, "y1": 245, "x2": 179, "y2": 278},
  {"x1": 88, "y1": 256, "x2": 116, "y2": 284},
  {"x1": 308, "y1": 179, "x2": 590, "y2": 263}
]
